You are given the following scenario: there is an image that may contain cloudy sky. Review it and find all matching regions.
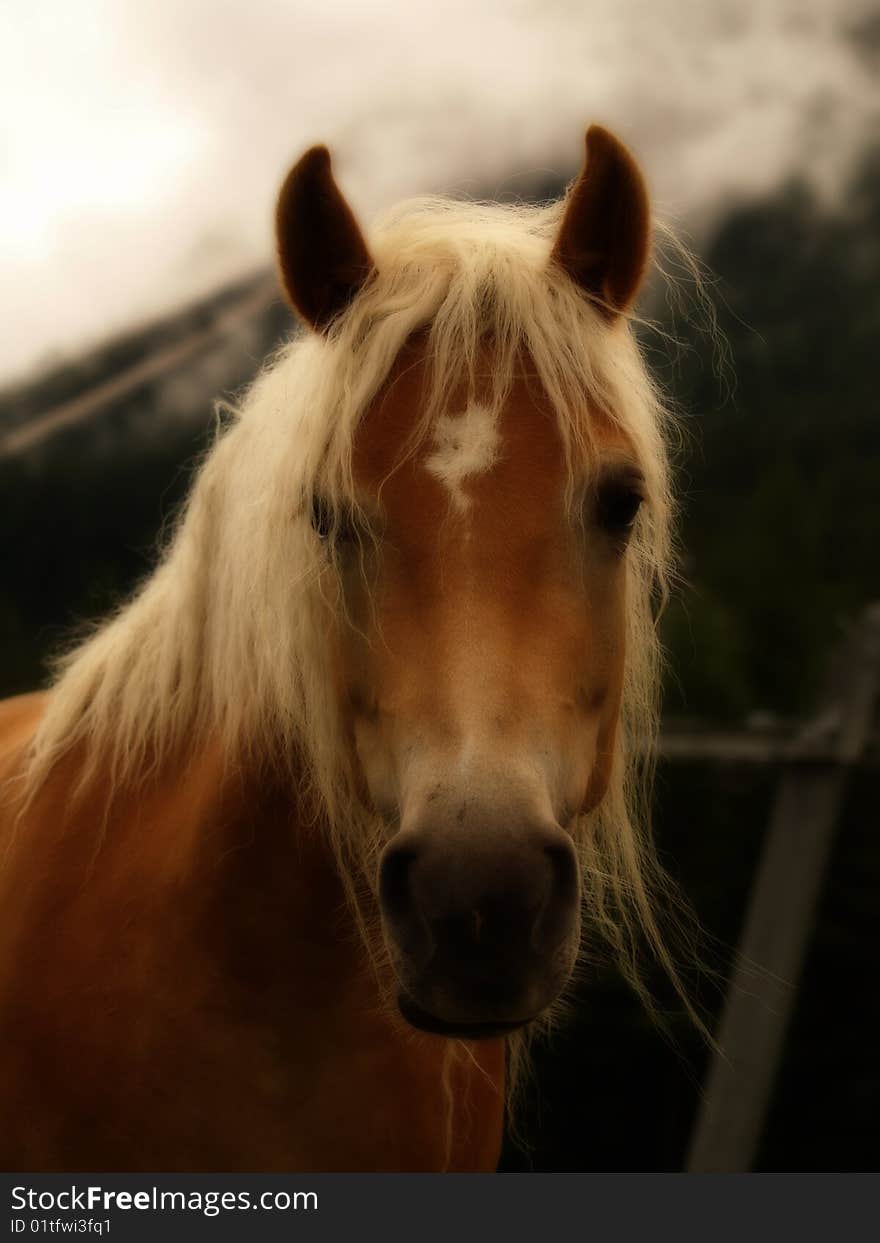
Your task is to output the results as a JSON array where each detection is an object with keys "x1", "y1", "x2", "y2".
[{"x1": 1, "y1": 0, "x2": 877, "y2": 380}]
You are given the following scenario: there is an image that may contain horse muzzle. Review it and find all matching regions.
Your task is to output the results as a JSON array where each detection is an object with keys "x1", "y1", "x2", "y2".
[{"x1": 378, "y1": 817, "x2": 581, "y2": 1038}]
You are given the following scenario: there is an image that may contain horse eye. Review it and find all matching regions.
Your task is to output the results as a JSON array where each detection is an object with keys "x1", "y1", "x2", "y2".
[
  {"x1": 595, "y1": 481, "x2": 644, "y2": 538},
  {"x1": 310, "y1": 494, "x2": 357, "y2": 544}
]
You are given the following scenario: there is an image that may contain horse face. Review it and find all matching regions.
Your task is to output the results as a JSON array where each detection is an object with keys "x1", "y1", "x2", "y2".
[
  {"x1": 323, "y1": 342, "x2": 641, "y2": 1037},
  {"x1": 280, "y1": 126, "x2": 651, "y2": 1037}
]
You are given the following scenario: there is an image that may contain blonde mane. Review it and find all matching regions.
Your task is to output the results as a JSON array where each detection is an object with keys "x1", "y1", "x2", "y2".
[{"x1": 22, "y1": 192, "x2": 700, "y2": 1075}]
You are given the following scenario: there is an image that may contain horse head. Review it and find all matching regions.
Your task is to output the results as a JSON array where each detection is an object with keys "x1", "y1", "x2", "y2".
[{"x1": 274, "y1": 128, "x2": 656, "y2": 1038}]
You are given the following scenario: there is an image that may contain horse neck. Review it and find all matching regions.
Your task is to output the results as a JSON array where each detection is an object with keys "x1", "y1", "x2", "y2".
[
  {"x1": 8, "y1": 734, "x2": 378, "y2": 1019},
  {"x1": 187, "y1": 749, "x2": 382, "y2": 1017},
  {"x1": 1, "y1": 713, "x2": 508, "y2": 1171}
]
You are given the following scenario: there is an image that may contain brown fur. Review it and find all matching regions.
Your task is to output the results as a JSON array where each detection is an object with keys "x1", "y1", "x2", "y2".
[
  {"x1": 0, "y1": 692, "x2": 503, "y2": 1171},
  {"x1": 342, "y1": 340, "x2": 635, "y2": 830}
]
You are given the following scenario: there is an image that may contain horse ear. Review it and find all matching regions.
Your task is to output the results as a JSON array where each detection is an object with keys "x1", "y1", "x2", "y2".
[
  {"x1": 275, "y1": 145, "x2": 375, "y2": 332},
  {"x1": 551, "y1": 125, "x2": 650, "y2": 319}
]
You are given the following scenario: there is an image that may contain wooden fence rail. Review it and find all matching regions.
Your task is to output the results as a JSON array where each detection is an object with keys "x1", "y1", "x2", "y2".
[{"x1": 684, "y1": 603, "x2": 880, "y2": 1172}]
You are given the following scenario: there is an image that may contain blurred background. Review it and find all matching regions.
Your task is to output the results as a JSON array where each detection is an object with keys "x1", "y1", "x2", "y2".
[{"x1": 1, "y1": 0, "x2": 878, "y2": 1171}]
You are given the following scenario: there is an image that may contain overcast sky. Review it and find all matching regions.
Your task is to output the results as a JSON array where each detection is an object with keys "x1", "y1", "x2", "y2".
[{"x1": 2, "y1": 0, "x2": 877, "y2": 381}]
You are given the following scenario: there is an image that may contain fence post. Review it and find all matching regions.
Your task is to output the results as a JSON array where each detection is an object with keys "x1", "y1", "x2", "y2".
[{"x1": 686, "y1": 603, "x2": 880, "y2": 1172}]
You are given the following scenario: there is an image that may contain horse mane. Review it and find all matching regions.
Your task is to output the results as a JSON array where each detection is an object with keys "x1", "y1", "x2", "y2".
[{"x1": 21, "y1": 190, "x2": 702, "y2": 1069}]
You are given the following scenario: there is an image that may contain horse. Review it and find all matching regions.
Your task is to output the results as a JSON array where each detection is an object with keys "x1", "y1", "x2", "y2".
[{"x1": 0, "y1": 125, "x2": 687, "y2": 1171}]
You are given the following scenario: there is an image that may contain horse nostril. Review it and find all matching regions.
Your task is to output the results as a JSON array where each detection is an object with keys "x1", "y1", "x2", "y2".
[
  {"x1": 379, "y1": 841, "x2": 417, "y2": 921},
  {"x1": 531, "y1": 833, "x2": 580, "y2": 954},
  {"x1": 544, "y1": 837, "x2": 579, "y2": 907},
  {"x1": 378, "y1": 838, "x2": 434, "y2": 969}
]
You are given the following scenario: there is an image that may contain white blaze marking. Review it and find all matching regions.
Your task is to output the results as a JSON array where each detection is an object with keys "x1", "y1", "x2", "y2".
[{"x1": 425, "y1": 402, "x2": 501, "y2": 511}]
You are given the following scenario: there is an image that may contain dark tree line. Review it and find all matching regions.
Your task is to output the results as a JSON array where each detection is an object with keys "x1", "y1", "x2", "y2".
[{"x1": 660, "y1": 149, "x2": 880, "y2": 719}]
